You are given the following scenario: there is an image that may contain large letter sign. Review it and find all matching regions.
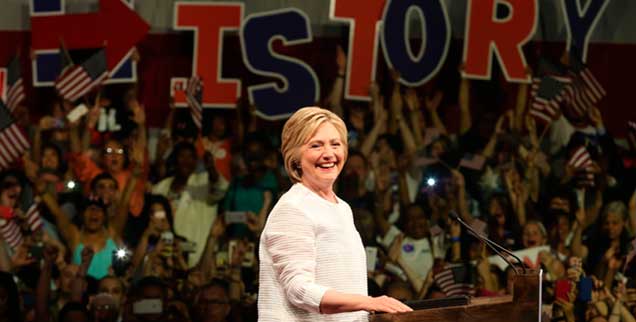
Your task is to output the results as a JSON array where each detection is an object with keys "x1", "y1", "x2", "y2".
[
  {"x1": 381, "y1": 0, "x2": 450, "y2": 86},
  {"x1": 240, "y1": 9, "x2": 319, "y2": 120},
  {"x1": 30, "y1": 0, "x2": 147, "y2": 86},
  {"x1": 561, "y1": 0, "x2": 609, "y2": 62},
  {"x1": 173, "y1": 2, "x2": 243, "y2": 108},
  {"x1": 330, "y1": 0, "x2": 385, "y2": 101},
  {"x1": 462, "y1": 0, "x2": 537, "y2": 83}
]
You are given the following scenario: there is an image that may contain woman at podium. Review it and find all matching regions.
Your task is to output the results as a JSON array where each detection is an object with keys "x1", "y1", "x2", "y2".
[{"x1": 258, "y1": 107, "x2": 412, "y2": 321}]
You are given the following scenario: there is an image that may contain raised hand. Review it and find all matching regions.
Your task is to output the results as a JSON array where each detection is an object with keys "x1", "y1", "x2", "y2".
[
  {"x1": 11, "y1": 245, "x2": 36, "y2": 268},
  {"x1": 404, "y1": 88, "x2": 420, "y2": 112},
  {"x1": 129, "y1": 99, "x2": 146, "y2": 126},
  {"x1": 210, "y1": 215, "x2": 226, "y2": 240},
  {"x1": 129, "y1": 140, "x2": 145, "y2": 172},
  {"x1": 369, "y1": 82, "x2": 381, "y2": 101},
  {"x1": 42, "y1": 244, "x2": 59, "y2": 264},
  {"x1": 451, "y1": 169, "x2": 466, "y2": 190},
  {"x1": 86, "y1": 104, "x2": 101, "y2": 130},
  {"x1": 246, "y1": 211, "x2": 262, "y2": 233},
  {"x1": 336, "y1": 45, "x2": 346, "y2": 75},
  {"x1": 389, "y1": 69, "x2": 400, "y2": 83},
  {"x1": 22, "y1": 154, "x2": 39, "y2": 181},
  {"x1": 38, "y1": 116, "x2": 57, "y2": 131},
  {"x1": 424, "y1": 91, "x2": 443, "y2": 112}
]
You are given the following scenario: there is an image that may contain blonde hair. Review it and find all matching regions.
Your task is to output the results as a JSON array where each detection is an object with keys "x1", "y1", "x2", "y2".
[{"x1": 281, "y1": 107, "x2": 348, "y2": 183}]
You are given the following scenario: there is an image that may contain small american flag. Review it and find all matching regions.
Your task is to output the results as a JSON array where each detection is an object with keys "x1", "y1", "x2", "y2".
[
  {"x1": 185, "y1": 76, "x2": 203, "y2": 129},
  {"x1": 55, "y1": 48, "x2": 108, "y2": 102},
  {"x1": 0, "y1": 100, "x2": 30, "y2": 170},
  {"x1": 529, "y1": 76, "x2": 569, "y2": 124},
  {"x1": 458, "y1": 154, "x2": 486, "y2": 171},
  {"x1": 0, "y1": 216, "x2": 23, "y2": 250},
  {"x1": 6, "y1": 56, "x2": 25, "y2": 112},
  {"x1": 568, "y1": 146, "x2": 592, "y2": 169},
  {"x1": 569, "y1": 146, "x2": 594, "y2": 187},
  {"x1": 564, "y1": 56, "x2": 605, "y2": 118},
  {"x1": 25, "y1": 202, "x2": 43, "y2": 232},
  {"x1": 433, "y1": 263, "x2": 476, "y2": 297}
]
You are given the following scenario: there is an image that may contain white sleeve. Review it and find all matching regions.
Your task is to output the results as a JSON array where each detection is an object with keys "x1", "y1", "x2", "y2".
[{"x1": 262, "y1": 203, "x2": 330, "y2": 313}]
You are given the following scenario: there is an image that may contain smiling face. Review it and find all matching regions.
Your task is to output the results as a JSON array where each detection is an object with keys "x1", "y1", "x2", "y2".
[
  {"x1": 299, "y1": 122, "x2": 346, "y2": 191},
  {"x1": 522, "y1": 222, "x2": 546, "y2": 248}
]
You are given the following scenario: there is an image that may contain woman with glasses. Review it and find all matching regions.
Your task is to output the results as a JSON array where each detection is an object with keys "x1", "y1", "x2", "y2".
[{"x1": 70, "y1": 137, "x2": 147, "y2": 217}]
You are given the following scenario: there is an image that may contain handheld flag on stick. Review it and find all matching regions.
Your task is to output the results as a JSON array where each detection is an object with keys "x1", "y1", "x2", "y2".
[
  {"x1": 529, "y1": 76, "x2": 569, "y2": 124},
  {"x1": 0, "y1": 100, "x2": 30, "y2": 170},
  {"x1": 568, "y1": 146, "x2": 594, "y2": 187},
  {"x1": 5, "y1": 56, "x2": 25, "y2": 112},
  {"x1": 433, "y1": 263, "x2": 476, "y2": 297},
  {"x1": 563, "y1": 55, "x2": 606, "y2": 118},
  {"x1": 185, "y1": 76, "x2": 203, "y2": 130},
  {"x1": 55, "y1": 48, "x2": 109, "y2": 102}
]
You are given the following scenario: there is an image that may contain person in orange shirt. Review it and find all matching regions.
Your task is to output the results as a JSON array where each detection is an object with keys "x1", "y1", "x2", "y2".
[
  {"x1": 72, "y1": 138, "x2": 147, "y2": 217},
  {"x1": 70, "y1": 101, "x2": 147, "y2": 217}
]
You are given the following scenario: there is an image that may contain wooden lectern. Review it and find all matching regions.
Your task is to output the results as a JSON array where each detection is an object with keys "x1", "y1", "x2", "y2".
[{"x1": 369, "y1": 269, "x2": 542, "y2": 322}]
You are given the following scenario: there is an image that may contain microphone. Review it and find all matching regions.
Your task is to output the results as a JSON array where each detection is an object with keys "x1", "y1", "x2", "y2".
[{"x1": 449, "y1": 211, "x2": 526, "y2": 275}]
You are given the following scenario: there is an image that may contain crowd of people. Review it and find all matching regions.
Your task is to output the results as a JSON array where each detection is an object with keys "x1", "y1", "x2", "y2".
[{"x1": 1, "y1": 45, "x2": 635, "y2": 322}]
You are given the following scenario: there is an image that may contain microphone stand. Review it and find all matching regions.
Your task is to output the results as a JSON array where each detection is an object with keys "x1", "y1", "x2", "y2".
[{"x1": 449, "y1": 211, "x2": 527, "y2": 275}]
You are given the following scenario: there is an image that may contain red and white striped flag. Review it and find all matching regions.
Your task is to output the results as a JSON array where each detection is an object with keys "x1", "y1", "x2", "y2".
[
  {"x1": 433, "y1": 263, "x2": 476, "y2": 297},
  {"x1": 569, "y1": 146, "x2": 594, "y2": 187},
  {"x1": 0, "y1": 100, "x2": 30, "y2": 170},
  {"x1": 25, "y1": 202, "x2": 43, "y2": 232},
  {"x1": 0, "y1": 218, "x2": 23, "y2": 249},
  {"x1": 563, "y1": 56, "x2": 606, "y2": 119},
  {"x1": 529, "y1": 76, "x2": 569, "y2": 124},
  {"x1": 55, "y1": 49, "x2": 108, "y2": 102},
  {"x1": 6, "y1": 56, "x2": 25, "y2": 112},
  {"x1": 185, "y1": 76, "x2": 203, "y2": 130},
  {"x1": 568, "y1": 146, "x2": 592, "y2": 169}
]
